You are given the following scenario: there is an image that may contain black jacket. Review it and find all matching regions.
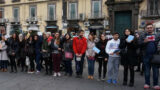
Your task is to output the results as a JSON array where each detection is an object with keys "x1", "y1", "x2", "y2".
[
  {"x1": 8, "y1": 38, "x2": 19, "y2": 57},
  {"x1": 96, "y1": 39, "x2": 108, "y2": 59},
  {"x1": 119, "y1": 35, "x2": 139, "y2": 66}
]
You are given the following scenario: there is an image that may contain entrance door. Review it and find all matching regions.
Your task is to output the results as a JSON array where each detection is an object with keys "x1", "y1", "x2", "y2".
[{"x1": 114, "y1": 11, "x2": 132, "y2": 36}]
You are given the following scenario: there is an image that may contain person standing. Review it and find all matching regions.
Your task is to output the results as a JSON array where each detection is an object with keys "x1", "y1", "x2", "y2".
[
  {"x1": 96, "y1": 34, "x2": 108, "y2": 81},
  {"x1": 63, "y1": 33, "x2": 73, "y2": 76},
  {"x1": 34, "y1": 35, "x2": 42, "y2": 73},
  {"x1": 8, "y1": 33, "x2": 19, "y2": 73},
  {"x1": 0, "y1": 35, "x2": 8, "y2": 72},
  {"x1": 119, "y1": 29, "x2": 139, "y2": 87},
  {"x1": 139, "y1": 23, "x2": 160, "y2": 89},
  {"x1": 105, "y1": 32, "x2": 120, "y2": 84},
  {"x1": 51, "y1": 32, "x2": 62, "y2": 77},
  {"x1": 86, "y1": 33, "x2": 96, "y2": 80},
  {"x1": 73, "y1": 30, "x2": 87, "y2": 78}
]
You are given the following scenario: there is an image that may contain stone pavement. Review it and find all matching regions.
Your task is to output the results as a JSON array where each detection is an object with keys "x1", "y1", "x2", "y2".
[{"x1": 0, "y1": 62, "x2": 153, "y2": 90}]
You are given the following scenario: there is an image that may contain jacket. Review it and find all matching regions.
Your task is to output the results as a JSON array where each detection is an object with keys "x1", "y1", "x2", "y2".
[
  {"x1": 86, "y1": 40, "x2": 96, "y2": 57},
  {"x1": 73, "y1": 37, "x2": 87, "y2": 55},
  {"x1": 0, "y1": 40, "x2": 8, "y2": 60},
  {"x1": 96, "y1": 39, "x2": 108, "y2": 58}
]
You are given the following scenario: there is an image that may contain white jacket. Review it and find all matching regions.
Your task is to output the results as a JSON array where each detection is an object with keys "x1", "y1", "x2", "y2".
[{"x1": 105, "y1": 39, "x2": 120, "y2": 57}]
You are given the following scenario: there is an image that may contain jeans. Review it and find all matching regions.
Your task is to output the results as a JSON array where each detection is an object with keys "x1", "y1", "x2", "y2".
[
  {"x1": 36, "y1": 53, "x2": 41, "y2": 71},
  {"x1": 87, "y1": 59, "x2": 95, "y2": 76},
  {"x1": 29, "y1": 56, "x2": 35, "y2": 71},
  {"x1": 64, "y1": 60, "x2": 72, "y2": 75},
  {"x1": 107, "y1": 56, "x2": 120, "y2": 80},
  {"x1": 143, "y1": 54, "x2": 159, "y2": 86},
  {"x1": 10, "y1": 56, "x2": 17, "y2": 72},
  {"x1": 75, "y1": 54, "x2": 85, "y2": 76},
  {"x1": 1, "y1": 60, "x2": 8, "y2": 69},
  {"x1": 44, "y1": 57, "x2": 53, "y2": 74}
]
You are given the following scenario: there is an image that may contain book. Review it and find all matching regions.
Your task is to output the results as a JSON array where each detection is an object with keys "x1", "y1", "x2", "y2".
[{"x1": 127, "y1": 35, "x2": 134, "y2": 42}]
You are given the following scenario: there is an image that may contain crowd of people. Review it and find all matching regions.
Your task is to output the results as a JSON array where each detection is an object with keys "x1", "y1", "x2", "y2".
[{"x1": 0, "y1": 23, "x2": 159, "y2": 89}]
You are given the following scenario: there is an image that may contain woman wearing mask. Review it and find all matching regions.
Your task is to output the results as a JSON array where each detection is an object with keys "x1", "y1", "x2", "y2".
[
  {"x1": 96, "y1": 34, "x2": 108, "y2": 81},
  {"x1": 51, "y1": 32, "x2": 62, "y2": 77},
  {"x1": 119, "y1": 29, "x2": 138, "y2": 87},
  {"x1": 86, "y1": 33, "x2": 96, "y2": 80},
  {"x1": 8, "y1": 33, "x2": 19, "y2": 73},
  {"x1": 63, "y1": 33, "x2": 73, "y2": 76}
]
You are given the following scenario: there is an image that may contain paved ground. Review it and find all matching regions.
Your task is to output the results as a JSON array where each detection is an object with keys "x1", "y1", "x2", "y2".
[{"x1": 0, "y1": 62, "x2": 153, "y2": 90}]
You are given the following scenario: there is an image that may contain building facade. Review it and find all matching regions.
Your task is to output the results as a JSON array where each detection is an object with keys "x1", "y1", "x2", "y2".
[{"x1": 0, "y1": 0, "x2": 159, "y2": 36}]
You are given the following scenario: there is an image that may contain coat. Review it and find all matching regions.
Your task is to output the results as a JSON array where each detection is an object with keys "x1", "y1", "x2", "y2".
[
  {"x1": 96, "y1": 39, "x2": 108, "y2": 59},
  {"x1": 86, "y1": 40, "x2": 96, "y2": 57},
  {"x1": 8, "y1": 38, "x2": 19, "y2": 57},
  {"x1": 0, "y1": 40, "x2": 8, "y2": 60},
  {"x1": 119, "y1": 35, "x2": 139, "y2": 66},
  {"x1": 73, "y1": 37, "x2": 87, "y2": 55}
]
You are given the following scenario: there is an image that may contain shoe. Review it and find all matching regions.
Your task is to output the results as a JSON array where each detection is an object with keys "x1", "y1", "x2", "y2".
[
  {"x1": 4, "y1": 69, "x2": 7, "y2": 72},
  {"x1": 112, "y1": 80, "x2": 117, "y2": 84},
  {"x1": 123, "y1": 81, "x2": 127, "y2": 86},
  {"x1": 144, "y1": 84, "x2": 150, "y2": 89},
  {"x1": 129, "y1": 83, "x2": 134, "y2": 87},
  {"x1": 153, "y1": 85, "x2": 160, "y2": 90},
  {"x1": 101, "y1": 78, "x2": 105, "y2": 81},
  {"x1": 97, "y1": 78, "x2": 101, "y2": 81},
  {"x1": 107, "y1": 79, "x2": 112, "y2": 84},
  {"x1": 57, "y1": 72, "x2": 61, "y2": 77},
  {"x1": 53, "y1": 73, "x2": 57, "y2": 77},
  {"x1": 1, "y1": 69, "x2": 4, "y2": 72},
  {"x1": 90, "y1": 76, "x2": 94, "y2": 80},
  {"x1": 36, "y1": 71, "x2": 40, "y2": 74},
  {"x1": 88, "y1": 76, "x2": 91, "y2": 79}
]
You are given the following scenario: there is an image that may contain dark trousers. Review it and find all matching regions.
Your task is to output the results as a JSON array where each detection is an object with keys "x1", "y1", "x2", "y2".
[
  {"x1": 143, "y1": 55, "x2": 159, "y2": 86},
  {"x1": 123, "y1": 65, "x2": 134, "y2": 84},
  {"x1": 44, "y1": 57, "x2": 52, "y2": 74},
  {"x1": 52, "y1": 53, "x2": 61, "y2": 73},
  {"x1": 75, "y1": 54, "x2": 85, "y2": 76},
  {"x1": 10, "y1": 56, "x2": 17, "y2": 72},
  {"x1": 1, "y1": 60, "x2": 8, "y2": 69},
  {"x1": 98, "y1": 58, "x2": 107, "y2": 78},
  {"x1": 64, "y1": 60, "x2": 72, "y2": 75},
  {"x1": 35, "y1": 54, "x2": 41, "y2": 71},
  {"x1": 20, "y1": 57, "x2": 28, "y2": 71},
  {"x1": 29, "y1": 56, "x2": 35, "y2": 71}
]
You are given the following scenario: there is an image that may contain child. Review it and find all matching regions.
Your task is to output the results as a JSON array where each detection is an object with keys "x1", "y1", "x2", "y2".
[{"x1": 105, "y1": 32, "x2": 120, "y2": 84}]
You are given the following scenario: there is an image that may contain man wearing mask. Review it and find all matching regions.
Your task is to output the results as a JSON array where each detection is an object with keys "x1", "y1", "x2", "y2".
[
  {"x1": 139, "y1": 23, "x2": 160, "y2": 89},
  {"x1": 73, "y1": 30, "x2": 87, "y2": 78}
]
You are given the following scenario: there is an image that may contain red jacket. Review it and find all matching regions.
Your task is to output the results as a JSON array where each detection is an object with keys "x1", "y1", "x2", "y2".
[
  {"x1": 47, "y1": 36, "x2": 53, "y2": 42},
  {"x1": 73, "y1": 37, "x2": 87, "y2": 55}
]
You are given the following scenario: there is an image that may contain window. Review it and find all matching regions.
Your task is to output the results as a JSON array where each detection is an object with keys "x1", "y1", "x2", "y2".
[
  {"x1": 0, "y1": 8, "x2": 4, "y2": 18},
  {"x1": 69, "y1": 3, "x2": 78, "y2": 19},
  {"x1": 13, "y1": 7, "x2": 19, "y2": 20},
  {"x1": 148, "y1": 0, "x2": 160, "y2": 15},
  {"x1": 92, "y1": 0, "x2": 101, "y2": 18},
  {"x1": 48, "y1": 4, "x2": 56, "y2": 20},
  {"x1": 30, "y1": 6, "x2": 36, "y2": 18}
]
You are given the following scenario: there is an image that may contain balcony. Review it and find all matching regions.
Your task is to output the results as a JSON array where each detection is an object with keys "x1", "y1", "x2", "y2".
[
  {"x1": 67, "y1": 15, "x2": 79, "y2": 22},
  {"x1": 88, "y1": 13, "x2": 105, "y2": 20},
  {"x1": 0, "y1": 0, "x2": 5, "y2": 4},
  {"x1": 10, "y1": 18, "x2": 20, "y2": 23},
  {"x1": 46, "y1": 17, "x2": 57, "y2": 22},
  {"x1": 12, "y1": 0, "x2": 20, "y2": 3},
  {"x1": 0, "y1": 18, "x2": 8, "y2": 23},
  {"x1": 26, "y1": 17, "x2": 38, "y2": 24},
  {"x1": 140, "y1": 10, "x2": 160, "y2": 18}
]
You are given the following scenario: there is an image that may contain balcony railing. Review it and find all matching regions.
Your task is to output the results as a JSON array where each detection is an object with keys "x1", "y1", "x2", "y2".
[
  {"x1": 88, "y1": 13, "x2": 105, "y2": 19},
  {"x1": 12, "y1": 0, "x2": 20, "y2": 2},
  {"x1": 0, "y1": 18, "x2": 8, "y2": 23},
  {"x1": 141, "y1": 10, "x2": 160, "y2": 18},
  {"x1": 0, "y1": 0, "x2": 5, "y2": 4},
  {"x1": 67, "y1": 15, "x2": 79, "y2": 20},
  {"x1": 26, "y1": 17, "x2": 38, "y2": 23}
]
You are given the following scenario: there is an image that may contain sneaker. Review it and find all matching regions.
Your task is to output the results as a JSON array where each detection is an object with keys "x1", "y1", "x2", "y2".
[
  {"x1": 53, "y1": 73, "x2": 57, "y2": 77},
  {"x1": 153, "y1": 85, "x2": 160, "y2": 90},
  {"x1": 112, "y1": 80, "x2": 117, "y2": 84},
  {"x1": 144, "y1": 84, "x2": 150, "y2": 89},
  {"x1": 97, "y1": 78, "x2": 101, "y2": 81},
  {"x1": 57, "y1": 72, "x2": 61, "y2": 77},
  {"x1": 107, "y1": 79, "x2": 112, "y2": 84},
  {"x1": 36, "y1": 71, "x2": 40, "y2": 74},
  {"x1": 101, "y1": 78, "x2": 105, "y2": 81}
]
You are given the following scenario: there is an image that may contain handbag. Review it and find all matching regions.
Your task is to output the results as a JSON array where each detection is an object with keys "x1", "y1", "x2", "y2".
[
  {"x1": 65, "y1": 52, "x2": 73, "y2": 59},
  {"x1": 8, "y1": 50, "x2": 15, "y2": 56},
  {"x1": 151, "y1": 54, "x2": 160, "y2": 65}
]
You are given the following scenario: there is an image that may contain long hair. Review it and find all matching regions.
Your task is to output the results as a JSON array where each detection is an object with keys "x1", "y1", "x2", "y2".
[
  {"x1": 54, "y1": 32, "x2": 60, "y2": 45},
  {"x1": 64, "y1": 33, "x2": 72, "y2": 42},
  {"x1": 88, "y1": 33, "x2": 95, "y2": 41}
]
